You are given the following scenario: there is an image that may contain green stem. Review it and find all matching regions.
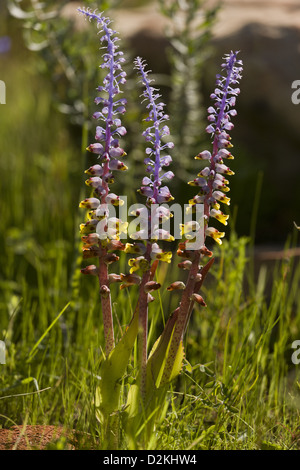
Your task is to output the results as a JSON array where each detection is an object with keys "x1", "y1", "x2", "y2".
[
  {"x1": 98, "y1": 251, "x2": 115, "y2": 357},
  {"x1": 137, "y1": 242, "x2": 152, "y2": 403},
  {"x1": 161, "y1": 250, "x2": 201, "y2": 383}
]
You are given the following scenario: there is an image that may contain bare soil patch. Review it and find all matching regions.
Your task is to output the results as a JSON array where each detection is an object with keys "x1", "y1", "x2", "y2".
[{"x1": 0, "y1": 425, "x2": 74, "y2": 450}]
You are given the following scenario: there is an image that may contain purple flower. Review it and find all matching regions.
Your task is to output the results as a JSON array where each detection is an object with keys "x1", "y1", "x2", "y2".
[
  {"x1": 78, "y1": 8, "x2": 127, "y2": 207},
  {"x1": 134, "y1": 57, "x2": 174, "y2": 207},
  {"x1": 126, "y1": 57, "x2": 175, "y2": 276},
  {"x1": 78, "y1": 8, "x2": 129, "y2": 356},
  {"x1": 188, "y1": 51, "x2": 243, "y2": 245},
  {"x1": 0, "y1": 36, "x2": 11, "y2": 54}
]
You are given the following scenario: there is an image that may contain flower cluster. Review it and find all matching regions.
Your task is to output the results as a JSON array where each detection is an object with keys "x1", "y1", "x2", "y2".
[
  {"x1": 75, "y1": 8, "x2": 244, "y2": 444},
  {"x1": 78, "y1": 8, "x2": 128, "y2": 257},
  {"x1": 188, "y1": 51, "x2": 243, "y2": 245},
  {"x1": 124, "y1": 57, "x2": 176, "y2": 274},
  {"x1": 78, "y1": 8, "x2": 129, "y2": 355},
  {"x1": 135, "y1": 57, "x2": 175, "y2": 207}
]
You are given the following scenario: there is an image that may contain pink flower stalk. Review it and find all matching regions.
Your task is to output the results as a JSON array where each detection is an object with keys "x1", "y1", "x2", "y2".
[
  {"x1": 78, "y1": 8, "x2": 128, "y2": 357},
  {"x1": 124, "y1": 57, "x2": 175, "y2": 398},
  {"x1": 161, "y1": 51, "x2": 243, "y2": 384}
]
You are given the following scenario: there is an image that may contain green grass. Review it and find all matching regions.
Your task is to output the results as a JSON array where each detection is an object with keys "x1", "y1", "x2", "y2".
[{"x1": 1, "y1": 48, "x2": 300, "y2": 451}]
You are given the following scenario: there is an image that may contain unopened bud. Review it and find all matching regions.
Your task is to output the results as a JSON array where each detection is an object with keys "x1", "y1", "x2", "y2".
[
  {"x1": 144, "y1": 281, "x2": 161, "y2": 293},
  {"x1": 81, "y1": 233, "x2": 100, "y2": 247},
  {"x1": 106, "y1": 240, "x2": 125, "y2": 252},
  {"x1": 178, "y1": 260, "x2": 192, "y2": 270},
  {"x1": 191, "y1": 293, "x2": 206, "y2": 306},
  {"x1": 82, "y1": 247, "x2": 101, "y2": 259},
  {"x1": 80, "y1": 265, "x2": 99, "y2": 276},
  {"x1": 200, "y1": 246, "x2": 213, "y2": 257},
  {"x1": 108, "y1": 273, "x2": 122, "y2": 283},
  {"x1": 120, "y1": 273, "x2": 141, "y2": 289},
  {"x1": 103, "y1": 253, "x2": 119, "y2": 264},
  {"x1": 177, "y1": 249, "x2": 195, "y2": 261},
  {"x1": 100, "y1": 285, "x2": 110, "y2": 297},
  {"x1": 167, "y1": 281, "x2": 186, "y2": 291}
]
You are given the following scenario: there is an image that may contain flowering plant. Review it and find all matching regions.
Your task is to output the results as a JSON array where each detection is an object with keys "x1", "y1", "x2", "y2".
[{"x1": 78, "y1": 7, "x2": 242, "y2": 450}]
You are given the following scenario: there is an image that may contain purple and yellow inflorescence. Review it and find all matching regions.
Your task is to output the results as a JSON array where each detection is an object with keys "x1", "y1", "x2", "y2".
[
  {"x1": 78, "y1": 8, "x2": 128, "y2": 263},
  {"x1": 188, "y1": 51, "x2": 243, "y2": 246},
  {"x1": 124, "y1": 57, "x2": 176, "y2": 274}
]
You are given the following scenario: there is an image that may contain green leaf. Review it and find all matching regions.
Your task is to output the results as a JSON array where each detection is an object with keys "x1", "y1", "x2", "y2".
[
  {"x1": 147, "y1": 309, "x2": 180, "y2": 388},
  {"x1": 261, "y1": 441, "x2": 284, "y2": 450},
  {"x1": 26, "y1": 302, "x2": 70, "y2": 363},
  {"x1": 123, "y1": 310, "x2": 185, "y2": 448},
  {"x1": 96, "y1": 307, "x2": 139, "y2": 421}
]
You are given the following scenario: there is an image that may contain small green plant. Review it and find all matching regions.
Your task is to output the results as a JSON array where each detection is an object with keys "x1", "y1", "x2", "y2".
[{"x1": 77, "y1": 7, "x2": 242, "y2": 449}]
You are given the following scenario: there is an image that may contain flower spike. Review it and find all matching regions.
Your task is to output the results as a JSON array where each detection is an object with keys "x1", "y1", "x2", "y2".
[
  {"x1": 124, "y1": 57, "x2": 175, "y2": 279},
  {"x1": 134, "y1": 57, "x2": 174, "y2": 209},
  {"x1": 78, "y1": 8, "x2": 128, "y2": 357},
  {"x1": 161, "y1": 52, "x2": 242, "y2": 386},
  {"x1": 193, "y1": 51, "x2": 243, "y2": 245}
]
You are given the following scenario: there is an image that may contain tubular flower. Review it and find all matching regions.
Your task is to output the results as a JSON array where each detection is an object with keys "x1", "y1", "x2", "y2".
[
  {"x1": 124, "y1": 242, "x2": 147, "y2": 255},
  {"x1": 167, "y1": 281, "x2": 186, "y2": 291},
  {"x1": 81, "y1": 265, "x2": 99, "y2": 276},
  {"x1": 78, "y1": 8, "x2": 128, "y2": 250},
  {"x1": 191, "y1": 51, "x2": 243, "y2": 246},
  {"x1": 77, "y1": 8, "x2": 128, "y2": 356},
  {"x1": 144, "y1": 281, "x2": 161, "y2": 293},
  {"x1": 120, "y1": 274, "x2": 142, "y2": 290},
  {"x1": 128, "y1": 257, "x2": 150, "y2": 274},
  {"x1": 150, "y1": 243, "x2": 172, "y2": 263},
  {"x1": 128, "y1": 56, "x2": 174, "y2": 272},
  {"x1": 135, "y1": 57, "x2": 174, "y2": 205}
]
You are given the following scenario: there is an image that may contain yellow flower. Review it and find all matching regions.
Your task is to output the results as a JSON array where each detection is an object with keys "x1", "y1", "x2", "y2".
[
  {"x1": 212, "y1": 191, "x2": 230, "y2": 206},
  {"x1": 153, "y1": 251, "x2": 172, "y2": 263},
  {"x1": 180, "y1": 221, "x2": 200, "y2": 238},
  {"x1": 124, "y1": 243, "x2": 146, "y2": 255},
  {"x1": 120, "y1": 273, "x2": 141, "y2": 289},
  {"x1": 205, "y1": 227, "x2": 225, "y2": 245},
  {"x1": 105, "y1": 193, "x2": 125, "y2": 206},
  {"x1": 128, "y1": 256, "x2": 149, "y2": 274},
  {"x1": 79, "y1": 219, "x2": 99, "y2": 235},
  {"x1": 151, "y1": 229, "x2": 175, "y2": 242},
  {"x1": 79, "y1": 197, "x2": 100, "y2": 209},
  {"x1": 150, "y1": 242, "x2": 172, "y2": 263},
  {"x1": 210, "y1": 209, "x2": 229, "y2": 226}
]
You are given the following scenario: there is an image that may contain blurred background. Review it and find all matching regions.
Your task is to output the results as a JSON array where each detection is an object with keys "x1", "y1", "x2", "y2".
[{"x1": 0, "y1": 0, "x2": 300, "y2": 293}]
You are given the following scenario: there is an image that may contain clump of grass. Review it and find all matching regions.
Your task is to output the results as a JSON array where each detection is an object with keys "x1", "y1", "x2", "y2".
[{"x1": 1, "y1": 211, "x2": 300, "y2": 449}]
